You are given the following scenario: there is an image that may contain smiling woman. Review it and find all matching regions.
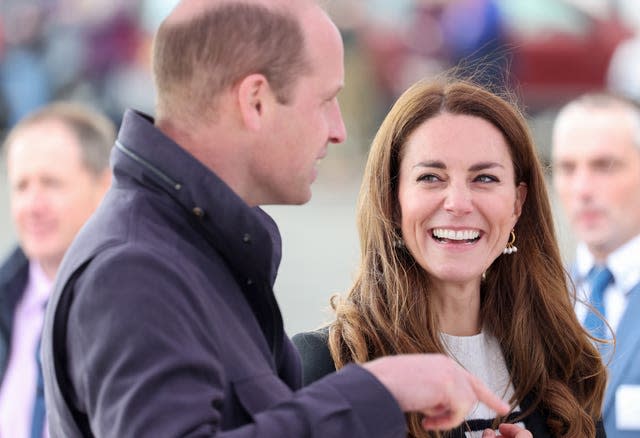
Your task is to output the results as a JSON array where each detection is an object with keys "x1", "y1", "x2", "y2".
[
  {"x1": 397, "y1": 112, "x2": 527, "y2": 305},
  {"x1": 293, "y1": 76, "x2": 607, "y2": 438}
]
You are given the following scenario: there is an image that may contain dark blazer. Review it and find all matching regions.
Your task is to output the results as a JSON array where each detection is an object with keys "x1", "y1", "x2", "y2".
[
  {"x1": 0, "y1": 246, "x2": 29, "y2": 384},
  {"x1": 293, "y1": 329, "x2": 607, "y2": 438},
  {"x1": 41, "y1": 110, "x2": 406, "y2": 438}
]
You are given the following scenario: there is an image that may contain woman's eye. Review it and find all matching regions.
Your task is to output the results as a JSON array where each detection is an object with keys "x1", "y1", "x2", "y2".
[
  {"x1": 475, "y1": 174, "x2": 499, "y2": 183},
  {"x1": 417, "y1": 174, "x2": 441, "y2": 183}
]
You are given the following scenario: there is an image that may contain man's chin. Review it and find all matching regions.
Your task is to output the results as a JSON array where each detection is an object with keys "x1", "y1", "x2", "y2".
[
  {"x1": 263, "y1": 189, "x2": 311, "y2": 206},
  {"x1": 573, "y1": 221, "x2": 607, "y2": 240},
  {"x1": 22, "y1": 244, "x2": 63, "y2": 264},
  {"x1": 287, "y1": 187, "x2": 313, "y2": 205},
  {"x1": 582, "y1": 235, "x2": 616, "y2": 254},
  {"x1": 289, "y1": 196, "x2": 311, "y2": 206}
]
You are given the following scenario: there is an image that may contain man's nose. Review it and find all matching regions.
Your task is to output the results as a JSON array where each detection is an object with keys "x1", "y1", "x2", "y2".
[
  {"x1": 569, "y1": 167, "x2": 595, "y2": 198},
  {"x1": 329, "y1": 100, "x2": 347, "y2": 144}
]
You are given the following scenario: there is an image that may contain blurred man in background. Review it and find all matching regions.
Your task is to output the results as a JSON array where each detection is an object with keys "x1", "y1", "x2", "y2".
[
  {"x1": 552, "y1": 93, "x2": 640, "y2": 438},
  {"x1": 0, "y1": 102, "x2": 113, "y2": 438}
]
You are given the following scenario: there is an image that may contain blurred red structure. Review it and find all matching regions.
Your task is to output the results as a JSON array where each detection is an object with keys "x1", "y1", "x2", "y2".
[
  {"x1": 502, "y1": 0, "x2": 634, "y2": 111},
  {"x1": 356, "y1": 0, "x2": 634, "y2": 115}
]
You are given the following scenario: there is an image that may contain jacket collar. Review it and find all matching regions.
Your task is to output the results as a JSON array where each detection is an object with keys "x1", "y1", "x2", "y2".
[{"x1": 113, "y1": 109, "x2": 282, "y2": 286}]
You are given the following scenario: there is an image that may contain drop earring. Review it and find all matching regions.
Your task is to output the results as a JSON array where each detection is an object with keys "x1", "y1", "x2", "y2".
[{"x1": 503, "y1": 230, "x2": 517, "y2": 255}]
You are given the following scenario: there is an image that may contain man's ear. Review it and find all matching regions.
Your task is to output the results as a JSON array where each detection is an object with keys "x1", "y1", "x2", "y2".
[{"x1": 236, "y1": 74, "x2": 271, "y2": 131}]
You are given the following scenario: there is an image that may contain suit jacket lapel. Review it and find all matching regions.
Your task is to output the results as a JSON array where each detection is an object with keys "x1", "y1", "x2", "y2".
[{"x1": 603, "y1": 281, "x2": 640, "y2": 415}]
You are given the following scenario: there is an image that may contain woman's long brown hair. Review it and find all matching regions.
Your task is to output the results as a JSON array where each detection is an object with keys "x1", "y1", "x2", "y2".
[{"x1": 328, "y1": 78, "x2": 607, "y2": 437}]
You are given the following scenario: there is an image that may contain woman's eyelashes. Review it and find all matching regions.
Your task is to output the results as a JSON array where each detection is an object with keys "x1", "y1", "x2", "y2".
[
  {"x1": 414, "y1": 173, "x2": 500, "y2": 184},
  {"x1": 416, "y1": 173, "x2": 442, "y2": 183},
  {"x1": 474, "y1": 174, "x2": 500, "y2": 183}
]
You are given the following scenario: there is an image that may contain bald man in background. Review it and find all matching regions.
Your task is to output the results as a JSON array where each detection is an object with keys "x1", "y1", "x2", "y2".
[{"x1": 552, "y1": 93, "x2": 640, "y2": 437}]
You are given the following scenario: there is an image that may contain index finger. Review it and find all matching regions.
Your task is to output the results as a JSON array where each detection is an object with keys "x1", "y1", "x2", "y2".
[
  {"x1": 469, "y1": 374, "x2": 510, "y2": 416},
  {"x1": 498, "y1": 423, "x2": 533, "y2": 438}
]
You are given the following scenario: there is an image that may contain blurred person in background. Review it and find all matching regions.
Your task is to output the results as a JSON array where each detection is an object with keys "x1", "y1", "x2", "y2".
[
  {"x1": 39, "y1": 1, "x2": 514, "y2": 436},
  {"x1": 355, "y1": 0, "x2": 509, "y2": 128},
  {"x1": 438, "y1": 0, "x2": 509, "y2": 90},
  {"x1": 0, "y1": 102, "x2": 113, "y2": 438},
  {"x1": 0, "y1": 3, "x2": 52, "y2": 129},
  {"x1": 294, "y1": 77, "x2": 607, "y2": 437},
  {"x1": 607, "y1": 0, "x2": 640, "y2": 103},
  {"x1": 607, "y1": 33, "x2": 640, "y2": 104},
  {"x1": 0, "y1": 0, "x2": 154, "y2": 132},
  {"x1": 552, "y1": 93, "x2": 640, "y2": 438}
]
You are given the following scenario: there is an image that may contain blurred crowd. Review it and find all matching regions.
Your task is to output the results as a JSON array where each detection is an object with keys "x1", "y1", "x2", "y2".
[
  {"x1": 0, "y1": 0, "x2": 639, "y2": 144},
  {"x1": 332, "y1": 0, "x2": 638, "y2": 110},
  {"x1": 0, "y1": 0, "x2": 178, "y2": 132}
]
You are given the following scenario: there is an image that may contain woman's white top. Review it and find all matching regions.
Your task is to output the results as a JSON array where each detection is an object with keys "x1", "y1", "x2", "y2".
[{"x1": 440, "y1": 331, "x2": 526, "y2": 437}]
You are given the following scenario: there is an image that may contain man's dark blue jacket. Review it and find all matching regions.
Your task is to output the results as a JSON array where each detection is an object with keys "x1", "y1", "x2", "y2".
[
  {"x1": 41, "y1": 110, "x2": 405, "y2": 437},
  {"x1": 0, "y1": 246, "x2": 29, "y2": 385}
]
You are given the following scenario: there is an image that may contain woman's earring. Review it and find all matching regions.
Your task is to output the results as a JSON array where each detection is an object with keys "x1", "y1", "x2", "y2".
[
  {"x1": 503, "y1": 230, "x2": 517, "y2": 255},
  {"x1": 394, "y1": 237, "x2": 405, "y2": 249}
]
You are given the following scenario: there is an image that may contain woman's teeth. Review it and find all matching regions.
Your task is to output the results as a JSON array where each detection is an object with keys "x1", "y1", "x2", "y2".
[{"x1": 432, "y1": 229, "x2": 480, "y2": 242}]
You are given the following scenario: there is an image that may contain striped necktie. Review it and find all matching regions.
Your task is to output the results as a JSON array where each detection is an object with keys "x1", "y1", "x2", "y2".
[{"x1": 582, "y1": 265, "x2": 614, "y2": 340}]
